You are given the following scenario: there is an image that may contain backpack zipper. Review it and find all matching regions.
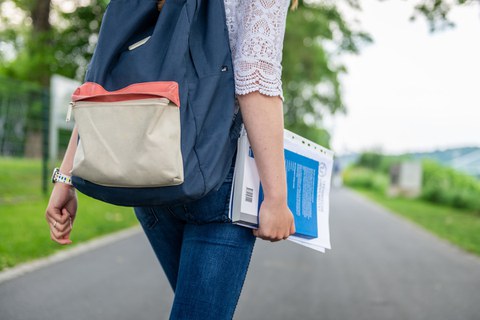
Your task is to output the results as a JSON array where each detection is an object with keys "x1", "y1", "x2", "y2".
[
  {"x1": 66, "y1": 98, "x2": 171, "y2": 122},
  {"x1": 66, "y1": 102, "x2": 74, "y2": 122}
]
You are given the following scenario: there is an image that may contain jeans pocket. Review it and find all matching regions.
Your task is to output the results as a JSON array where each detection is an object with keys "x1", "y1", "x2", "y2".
[
  {"x1": 187, "y1": 177, "x2": 233, "y2": 224},
  {"x1": 134, "y1": 206, "x2": 159, "y2": 230}
]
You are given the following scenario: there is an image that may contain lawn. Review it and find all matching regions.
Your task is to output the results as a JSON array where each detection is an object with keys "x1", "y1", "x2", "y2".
[
  {"x1": 354, "y1": 188, "x2": 480, "y2": 256},
  {"x1": 0, "y1": 157, "x2": 139, "y2": 271}
]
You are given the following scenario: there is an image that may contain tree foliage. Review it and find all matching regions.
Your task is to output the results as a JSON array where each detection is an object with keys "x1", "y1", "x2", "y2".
[
  {"x1": 282, "y1": 0, "x2": 371, "y2": 144},
  {"x1": 0, "y1": 0, "x2": 477, "y2": 144},
  {"x1": 0, "y1": 0, "x2": 108, "y2": 85},
  {"x1": 1, "y1": 0, "x2": 371, "y2": 145},
  {"x1": 409, "y1": 0, "x2": 480, "y2": 31}
]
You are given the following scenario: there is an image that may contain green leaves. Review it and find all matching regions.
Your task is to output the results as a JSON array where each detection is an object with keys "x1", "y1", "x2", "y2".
[
  {"x1": 282, "y1": 1, "x2": 371, "y2": 145},
  {"x1": 409, "y1": 0, "x2": 478, "y2": 31},
  {"x1": 1, "y1": 0, "x2": 372, "y2": 147},
  {"x1": 1, "y1": 0, "x2": 477, "y2": 146},
  {"x1": 0, "y1": 0, "x2": 107, "y2": 85},
  {"x1": 421, "y1": 160, "x2": 480, "y2": 212}
]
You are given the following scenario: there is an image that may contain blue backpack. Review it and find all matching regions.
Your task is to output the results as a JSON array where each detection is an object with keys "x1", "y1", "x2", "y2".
[{"x1": 69, "y1": 0, "x2": 241, "y2": 207}]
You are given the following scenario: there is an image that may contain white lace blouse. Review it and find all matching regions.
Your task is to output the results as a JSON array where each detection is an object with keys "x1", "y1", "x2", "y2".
[{"x1": 224, "y1": 0, "x2": 290, "y2": 99}]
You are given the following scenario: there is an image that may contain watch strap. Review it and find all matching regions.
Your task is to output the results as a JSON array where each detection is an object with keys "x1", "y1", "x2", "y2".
[{"x1": 52, "y1": 168, "x2": 73, "y2": 186}]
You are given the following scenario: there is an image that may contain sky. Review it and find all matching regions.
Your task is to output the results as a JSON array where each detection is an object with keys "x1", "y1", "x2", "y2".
[{"x1": 327, "y1": 1, "x2": 480, "y2": 155}]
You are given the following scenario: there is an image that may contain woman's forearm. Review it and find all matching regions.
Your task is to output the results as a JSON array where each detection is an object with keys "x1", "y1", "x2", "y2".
[
  {"x1": 237, "y1": 92, "x2": 287, "y2": 202},
  {"x1": 59, "y1": 126, "x2": 79, "y2": 175}
]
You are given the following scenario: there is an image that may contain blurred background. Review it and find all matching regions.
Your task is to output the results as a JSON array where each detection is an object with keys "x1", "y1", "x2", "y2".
[{"x1": 1, "y1": 0, "x2": 479, "y2": 319}]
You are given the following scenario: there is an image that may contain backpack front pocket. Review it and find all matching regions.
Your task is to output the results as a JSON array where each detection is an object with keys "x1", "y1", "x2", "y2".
[{"x1": 70, "y1": 82, "x2": 183, "y2": 188}]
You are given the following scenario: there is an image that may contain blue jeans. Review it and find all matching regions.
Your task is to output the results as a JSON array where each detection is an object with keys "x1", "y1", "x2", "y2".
[{"x1": 134, "y1": 167, "x2": 256, "y2": 320}]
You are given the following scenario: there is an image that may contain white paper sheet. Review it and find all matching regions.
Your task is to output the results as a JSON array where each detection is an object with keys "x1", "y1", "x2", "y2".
[{"x1": 229, "y1": 127, "x2": 334, "y2": 253}]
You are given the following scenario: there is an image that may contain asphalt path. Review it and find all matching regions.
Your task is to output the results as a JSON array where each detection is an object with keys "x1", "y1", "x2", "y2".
[{"x1": 1, "y1": 187, "x2": 480, "y2": 320}]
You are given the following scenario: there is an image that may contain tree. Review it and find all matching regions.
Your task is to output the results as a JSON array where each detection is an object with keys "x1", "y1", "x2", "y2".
[
  {"x1": 2, "y1": 0, "x2": 371, "y2": 146},
  {"x1": 0, "y1": 0, "x2": 107, "y2": 152},
  {"x1": 409, "y1": 0, "x2": 480, "y2": 31},
  {"x1": 0, "y1": 0, "x2": 108, "y2": 85},
  {"x1": 282, "y1": 0, "x2": 371, "y2": 145},
  {"x1": 0, "y1": 0, "x2": 477, "y2": 146}
]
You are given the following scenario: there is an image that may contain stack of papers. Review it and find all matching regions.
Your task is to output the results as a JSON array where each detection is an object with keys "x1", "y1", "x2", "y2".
[{"x1": 229, "y1": 126, "x2": 334, "y2": 252}]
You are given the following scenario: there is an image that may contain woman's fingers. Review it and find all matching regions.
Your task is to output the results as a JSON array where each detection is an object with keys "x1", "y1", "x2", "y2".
[
  {"x1": 50, "y1": 229, "x2": 72, "y2": 245},
  {"x1": 51, "y1": 223, "x2": 71, "y2": 238},
  {"x1": 46, "y1": 207, "x2": 70, "y2": 225},
  {"x1": 46, "y1": 206, "x2": 73, "y2": 245},
  {"x1": 252, "y1": 228, "x2": 292, "y2": 242},
  {"x1": 51, "y1": 218, "x2": 71, "y2": 233},
  {"x1": 48, "y1": 215, "x2": 71, "y2": 235},
  {"x1": 290, "y1": 220, "x2": 296, "y2": 235},
  {"x1": 49, "y1": 221, "x2": 73, "y2": 244}
]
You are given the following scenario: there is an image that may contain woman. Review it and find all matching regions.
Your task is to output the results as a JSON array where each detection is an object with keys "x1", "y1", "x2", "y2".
[{"x1": 46, "y1": 0, "x2": 298, "y2": 318}]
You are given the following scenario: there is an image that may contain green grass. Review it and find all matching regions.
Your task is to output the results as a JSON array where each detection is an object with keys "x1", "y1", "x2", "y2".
[
  {"x1": 353, "y1": 187, "x2": 480, "y2": 256},
  {"x1": 0, "y1": 157, "x2": 139, "y2": 271},
  {"x1": 0, "y1": 157, "x2": 44, "y2": 204}
]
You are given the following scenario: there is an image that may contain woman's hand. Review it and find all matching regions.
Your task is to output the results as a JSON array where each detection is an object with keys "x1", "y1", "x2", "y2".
[
  {"x1": 253, "y1": 197, "x2": 296, "y2": 241},
  {"x1": 45, "y1": 183, "x2": 77, "y2": 245}
]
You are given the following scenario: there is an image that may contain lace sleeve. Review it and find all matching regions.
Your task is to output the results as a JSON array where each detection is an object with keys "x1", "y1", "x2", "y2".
[{"x1": 224, "y1": 0, "x2": 290, "y2": 99}]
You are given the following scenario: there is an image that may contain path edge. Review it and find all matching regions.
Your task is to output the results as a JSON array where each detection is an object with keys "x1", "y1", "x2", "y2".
[{"x1": 0, "y1": 226, "x2": 142, "y2": 284}]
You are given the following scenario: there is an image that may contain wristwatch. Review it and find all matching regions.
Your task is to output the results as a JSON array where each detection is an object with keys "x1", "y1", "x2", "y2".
[{"x1": 51, "y1": 168, "x2": 73, "y2": 186}]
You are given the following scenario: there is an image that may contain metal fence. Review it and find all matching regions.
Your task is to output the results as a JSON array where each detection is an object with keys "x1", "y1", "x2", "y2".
[{"x1": 0, "y1": 77, "x2": 50, "y2": 193}]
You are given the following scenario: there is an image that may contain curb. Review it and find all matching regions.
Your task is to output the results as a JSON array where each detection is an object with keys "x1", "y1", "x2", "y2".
[{"x1": 0, "y1": 226, "x2": 142, "y2": 284}]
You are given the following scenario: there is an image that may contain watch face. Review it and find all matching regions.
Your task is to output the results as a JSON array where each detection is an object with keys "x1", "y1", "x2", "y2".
[{"x1": 51, "y1": 168, "x2": 58, "y2": 183}]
